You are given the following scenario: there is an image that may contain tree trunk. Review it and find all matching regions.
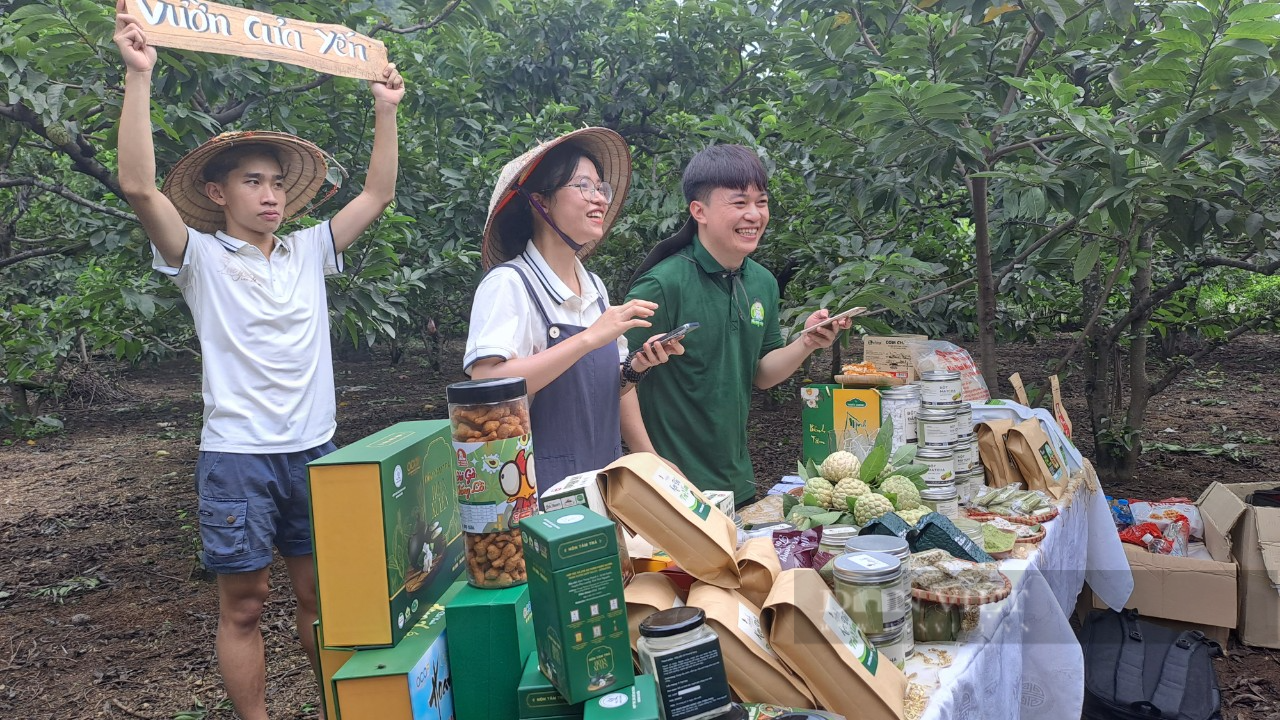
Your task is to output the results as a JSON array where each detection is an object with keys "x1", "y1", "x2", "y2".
[{"x1": 970, "y1": 176, "x2": 999, "y2": 391}]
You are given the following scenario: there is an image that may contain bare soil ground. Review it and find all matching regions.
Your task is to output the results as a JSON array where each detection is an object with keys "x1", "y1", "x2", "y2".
[{"x1": 1, "y1": 335, "x2": 1277, "y2": 719}]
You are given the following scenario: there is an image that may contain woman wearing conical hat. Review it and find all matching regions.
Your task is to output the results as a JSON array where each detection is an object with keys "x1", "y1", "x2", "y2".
[{"x1": 464, "y1": 129, "x2": 683, "y2": 490}]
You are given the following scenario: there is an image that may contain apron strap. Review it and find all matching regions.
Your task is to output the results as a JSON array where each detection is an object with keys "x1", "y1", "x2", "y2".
[
  {"x1": 495, "y1": 262, "x2": 554, "y2": 330},
  {"x1": 587, "y1": 272, "x2": 607, "y2": 313}
]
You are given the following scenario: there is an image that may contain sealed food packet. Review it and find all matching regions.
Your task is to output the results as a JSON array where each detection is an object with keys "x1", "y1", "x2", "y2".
[
  {"x1": 1130, "y1": 499, "x2": 1203, "y2": 540},
  {"x1": 772, "y1": 528, "x2": 820, "y2": 571}
]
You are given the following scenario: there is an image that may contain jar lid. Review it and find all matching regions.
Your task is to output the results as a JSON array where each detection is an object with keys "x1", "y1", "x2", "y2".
[
  {"x1": 714, "y1": 703, "x2": 748, "y2": 720},
  {"x1": 921, "y1": 485, "x2": 959, "y2": 500},
  {"x1": 918, "y1": 407, "x2": 958, "y2": 419},
  {"x1": 866, "y1": 623, "x2": 908, "y2": 642},
  {"x1": 833, "y1": 551, "x2": 902, "y2": 583},
  {"x1": 638, "y1": 606, "x2": 706, "y2": 638},
  {"x1": 921, "y1": 370, "x2": 962, "y2": 381},
  {"x1": 953, "y1": 437, "x2": 972, "y2": 448},
  {"x1": 446, "y1": 377, "x2": 527, "y2": 405},
  {"x1": 844, "y1": 534, "x2": 910, "y2": 560},
  {"x1": 916, "y1": 447, "x2": 955, "y2": 459},
  {"x1": 878, "y1": 385, "x2": 920, "y2": 399},
  {"x1": 819, "y1": 525, "x2": 859, "y2": 543}
]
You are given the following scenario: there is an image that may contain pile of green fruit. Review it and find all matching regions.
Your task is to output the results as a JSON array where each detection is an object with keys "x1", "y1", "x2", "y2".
[{"x1": 784, "y1": 418, "x2": 928, "y2": 530}]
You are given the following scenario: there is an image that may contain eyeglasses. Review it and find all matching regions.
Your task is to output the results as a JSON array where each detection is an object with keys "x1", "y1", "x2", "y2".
[{"x1": 561, "y1": 177, "x2": 614, "y2": 204}]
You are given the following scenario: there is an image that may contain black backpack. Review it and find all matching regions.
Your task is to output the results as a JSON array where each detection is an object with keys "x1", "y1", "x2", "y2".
[{"x1": 1079, "y1": 609, "x2": 1223, "y2": 720}]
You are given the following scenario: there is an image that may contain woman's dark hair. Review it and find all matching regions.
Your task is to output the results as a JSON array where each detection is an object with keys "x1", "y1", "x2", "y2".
[
  {"x1": 493, "y1": 140, "x2": 604, "y2": 260},
  {"x1": 201, "y1": 144, "x2": 287, "y2": 184},
  {"x1": 680, "y1": 144, "x2": 769, "y2": 203}
]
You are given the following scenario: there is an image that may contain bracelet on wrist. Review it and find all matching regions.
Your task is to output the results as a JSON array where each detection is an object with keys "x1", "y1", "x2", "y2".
[{"x1": 620, "y1": 353, "x2": 649, "y2": 386}]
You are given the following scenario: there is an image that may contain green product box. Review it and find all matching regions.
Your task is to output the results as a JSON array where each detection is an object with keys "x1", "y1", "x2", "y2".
[
  {"x1": 521, "y1": 508, "x2": 634, "y2": 705},
  {"x1": 517, "y1": 652, "x2": 584, "y2": 719},
  {"x1": 445, "y1": 583, "x2": 537, "y2": 720},
  {"x1": 333, "y1": 583, "x2": 462, "y2": 719},
  {"x1": 583, "y1": 676, "x2": 658, "y2": 720},
  {"x1": 308, "y1": 420, "x2": 465, "y2": 649},
  {"x1": 799, "y1": 385, "x2": 882, "y2": 464}
]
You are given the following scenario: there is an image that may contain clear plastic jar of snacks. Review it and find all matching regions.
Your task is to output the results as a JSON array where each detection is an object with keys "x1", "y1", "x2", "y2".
[
  {"x1": 833, "y1": 551, "x2": 909, "y2": 637},
  {"x1": 637, "y1": 607, "x2": 734, "y2": 720},
  {"x1": 446, "y1": 377, "x2": 536, "y2": 588}
]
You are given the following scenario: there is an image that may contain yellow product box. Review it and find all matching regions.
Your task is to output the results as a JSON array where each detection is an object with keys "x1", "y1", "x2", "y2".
[{"x1": 799, "y1": 385, "x2": 882, "y2": 465}]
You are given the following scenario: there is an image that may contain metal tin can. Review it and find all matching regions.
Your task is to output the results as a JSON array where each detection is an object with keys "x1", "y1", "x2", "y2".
[
  {"x1": 955, "y1": 402, "x2": 974, "y2": 439},
  {"x1": 917, "y1": 446, "x2": 956, "y2": 486},
  {"x1": 921, "y1": 484, "x2": 960, "y2": 520},
  {"x1": 917, "y1": 407, "x2": 959, "y2": 448},
  {"x1": 919, "y1": 370, "x2": 963, "y2": 406},
  {"x1": 833, "y1": 551, "x2": 909, "y2": 636},
  {"x1": 878, "y1": 385, "x2": 921, "y2": 451}
]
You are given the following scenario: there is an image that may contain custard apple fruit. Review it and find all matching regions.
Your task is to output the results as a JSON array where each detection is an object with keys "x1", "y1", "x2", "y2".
[
  {"x1": 853, "y1": 493, "x2": 894, "y2": 526},
  {"x1": 880, "y1": 475, "x2": 921, "y2": 511},
  {"x1": 820, "y1": 451, "x2": 861, "y2": 483},
  {"x1": 895, "y1": 507, "x2": 931, "y2": 525},
  {"x1": 832, "y1": 477, "x2": 871, "y2": 509},
  {"x1": 804, "y1": 476, "x2": 834, "y2": 507}
]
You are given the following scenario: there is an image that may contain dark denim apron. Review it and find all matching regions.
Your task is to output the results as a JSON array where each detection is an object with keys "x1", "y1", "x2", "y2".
[{"x1": 500, "y1": 264, "x2": 623, "y2": 491}]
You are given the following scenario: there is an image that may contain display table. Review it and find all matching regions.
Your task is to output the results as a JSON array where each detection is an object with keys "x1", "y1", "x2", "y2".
[{"x1": 911, "y1": 464, "x2": 1133, "y2": 720}]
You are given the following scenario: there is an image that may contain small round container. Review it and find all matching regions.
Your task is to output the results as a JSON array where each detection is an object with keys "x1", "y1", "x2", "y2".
[
  {"x1": 844, "y1": 535, "x2": 915, "y2": 658},
  {"x1": 833, "y1": 551, "x2": 910, "y2": 636},
  {"x1": 447, "y1": 377, "x2": 535, "y2": 588},
  {"x1": 917, "y1": 407, "x2": 959, "y2": 448},
  {"x1": 952, "y1": 517, "x2": 984, "y2": 546},
  {"x1": 919, "y1": 370, "x2": 963, "y2": 406},
  {"x1": 879, "y1": 385, "x2": 921, "y2": 450},
  {"x1": 866, "y1": 624, "x2": 908, "y2": 669},
  {"x1": 814, "y1": 525, "x2": 860, "y2": 571},
  {"x1": 921, "y1": 484, "x2": 960, "y2": 520},
  {"x1": 637, "y1": 607, "x2": 734, "y2": 720},
  {"x1": 957, "y1": 467, "x2": 986, "y2": 505},
  {"x1": 917, "y1": 446, "x2": 956, "y2": 486},
  {"x1": 953, "y1": 436, "x2": 978, "y2": 472},
  {"x1": 955, "y1": 402, "x2": 974, "y2": 438}
]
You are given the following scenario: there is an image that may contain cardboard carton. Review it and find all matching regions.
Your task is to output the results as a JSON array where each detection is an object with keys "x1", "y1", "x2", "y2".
[
  {"x1": 861, "y1": 335, "x2": 926, "y2": 380},
  {"x1": 445, "y1": 583, "x2": 536, "y2": 720},
  {"x1": 308, "y1": 420, "x2": 465, "y2": 648},
  {"x1": 517, "y1": 653, "x2": 584, "y2": 719},
  {"x1": 333, "y1": 583, "x2": 462, "y2": 719},
  {"x1": 522, "y1": 508, "x2": 634, "y2": 704},
  {"x1": 583, "y1": 676, "x2": 659, "y2": 720},
  {"x1": 313, "y1": 621, "x2": 354, "y2": 720},
  {"x1": 1197, "y1": 482, "x2": 1280, "y2": 648},
  {"x1": 799, "y1": 385, "x2": 882, "y2": 464}
]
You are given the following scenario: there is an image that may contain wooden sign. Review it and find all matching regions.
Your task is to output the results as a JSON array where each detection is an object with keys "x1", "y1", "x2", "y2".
[{"x1": 123, "y1": 0, "x2": 389, "y2": 81}]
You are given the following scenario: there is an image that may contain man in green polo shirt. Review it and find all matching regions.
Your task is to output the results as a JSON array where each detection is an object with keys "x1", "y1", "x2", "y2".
[{"x1": 621, "y1": 144, "x2": 848, "y2": 506}]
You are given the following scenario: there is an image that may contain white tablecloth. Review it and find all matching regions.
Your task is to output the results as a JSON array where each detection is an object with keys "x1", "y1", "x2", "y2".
[{"x1": 914, "y1": 468, "x2": 1133, "y2": 720}]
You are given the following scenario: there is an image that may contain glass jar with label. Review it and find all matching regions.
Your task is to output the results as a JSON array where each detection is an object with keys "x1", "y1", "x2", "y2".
[
  {"x1": 637, "y1": 607, "x2": 734, "y2": 720},
  {"x1": 916, "y1": 446, "x2": 956, "y2": 486},
  {"x1": 878, "y1": 385, "x2": 920, "y2": 451},
  {"x1": 920, "y1": 484, "x2": 960, "y2": 520},
  {"x1": 865, "y1": 624, "x2": 908, "y2": 670},
  {"x1": 814, "y1": 525, "x2": 859, "y2": 570},
  {"x1": 833, "y1": 551, "x2": 909, "y2": 637},
  {"x1": 446, "y1": 377, "x2": 536, "y2": 588},
  {"x1": 919, "y1": 370, "x2": 963, "y2": 406},
  {"x1": 843, "y1": 535, "x2": 914, "y2": 657},
  {"x1": 953, "y1": 436, "x2": 978, "y2": 472},
  {"x1": 955, "y1": 402, "x2": 974, "y2": 439},
  {"x1": 916, "y1": 407, "x2": 959, "y2": 448}
]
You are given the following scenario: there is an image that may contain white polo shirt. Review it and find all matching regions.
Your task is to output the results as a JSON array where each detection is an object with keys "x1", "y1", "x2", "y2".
[
  {"x1": 464, "y1": 241, "x2": 627, "y2": 373},
  {"x1": 153, "y1": 223, "x2": 342, "y2": 453}
]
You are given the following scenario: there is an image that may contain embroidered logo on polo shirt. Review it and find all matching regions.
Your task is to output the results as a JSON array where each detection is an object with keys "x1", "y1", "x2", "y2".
[{"x1": 750, "y1": 300, "x2": 765, "y2": 327}]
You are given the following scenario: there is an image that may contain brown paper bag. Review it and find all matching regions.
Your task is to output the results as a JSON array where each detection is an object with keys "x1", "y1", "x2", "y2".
[
  {"x1": 1009, "y1": 372, "x2": 1030, "y2": 405},
  {"x1": 736, "y1": 537, "x2": 781, "y2": 608},
  {"x1": 688, "y1": 582, "x2": 816, "y2": 708},
  {"x1": 1050, "y1": 375, "x2": 1073, "y2": 440},
  {"x1": 603, "y1": 452, "x2": 742, "y2": 588},
  {"x1": 624, "y1": 572, "x2": 682, "y2": 659},
  {"x1": 762, "y1": 569, "x2": 906, "y2": 720},
  {"x1": 976, "y1": 419, "x2": 1023, "y2": 488},
  {"x1": 1005, "y1": 418, "x2": 1067, "y2": 499}
]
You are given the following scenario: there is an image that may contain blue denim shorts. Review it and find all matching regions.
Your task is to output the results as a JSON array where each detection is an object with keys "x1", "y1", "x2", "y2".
[{"x1": 193, "y1": 441, "x2": 337, "y2": 574}]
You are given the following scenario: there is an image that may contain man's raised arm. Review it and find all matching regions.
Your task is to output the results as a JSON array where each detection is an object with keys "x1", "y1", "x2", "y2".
[
  {"x1": 113, "y1": 0, "x2": 188, "y2": 268},
  {"x1": 330, "y1": 65, "x2": 405, "y2": 253}
]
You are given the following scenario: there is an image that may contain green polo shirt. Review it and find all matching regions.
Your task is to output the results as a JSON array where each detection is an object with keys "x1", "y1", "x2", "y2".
[{"x1": 625, "y1": 235, "x2": 784, "y2": 505}]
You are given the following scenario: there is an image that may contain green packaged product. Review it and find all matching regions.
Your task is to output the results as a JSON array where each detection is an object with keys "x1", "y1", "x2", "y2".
[
  {"x1": 911, "y1": 513, "x2": 993, "y2": 563},
  {"x1": 517, "y1": 653, "x2": 584, "y2": 719},
  {"x1": 446, "y1": 583, "x2": 536, "y2": 720},
  {"x1": 857, "y1": 513, "x2": 913, "y2": 540},
  {"x1": 522, "y1": 508, "x2": 634, "y2": 704},
  {"x1": 583, "y1": 676, "x2": 659, "y2": 720}
]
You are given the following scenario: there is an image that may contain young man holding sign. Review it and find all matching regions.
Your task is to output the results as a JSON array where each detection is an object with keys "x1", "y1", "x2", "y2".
[{"x1": 113, "y1": 3, "x2": 403, "y2": 717}]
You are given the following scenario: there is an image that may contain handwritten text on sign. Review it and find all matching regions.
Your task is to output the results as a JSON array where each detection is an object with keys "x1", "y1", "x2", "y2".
[{"x1": 123, "y1": 0, "x2": 389, "y2": 81}]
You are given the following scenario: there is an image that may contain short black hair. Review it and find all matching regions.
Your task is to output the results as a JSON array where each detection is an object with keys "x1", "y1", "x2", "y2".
[
  {"x1": 493, "y1": 140, "x2": 604, "y2": 259},
  {"x1": 681, "y1": 144, "x2": 768, "y2": 204},
  {"x1": 201, "y1": 144, "x2": 286, "y2": 184}
]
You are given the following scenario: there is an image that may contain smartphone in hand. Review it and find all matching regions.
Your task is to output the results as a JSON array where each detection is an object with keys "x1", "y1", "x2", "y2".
[
  {"x1": 799, "y1": 307, "x2": 866, "y2": 335},
  {"x1": 655, "y1": 322, "x2": 700, "y2": 345}
]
